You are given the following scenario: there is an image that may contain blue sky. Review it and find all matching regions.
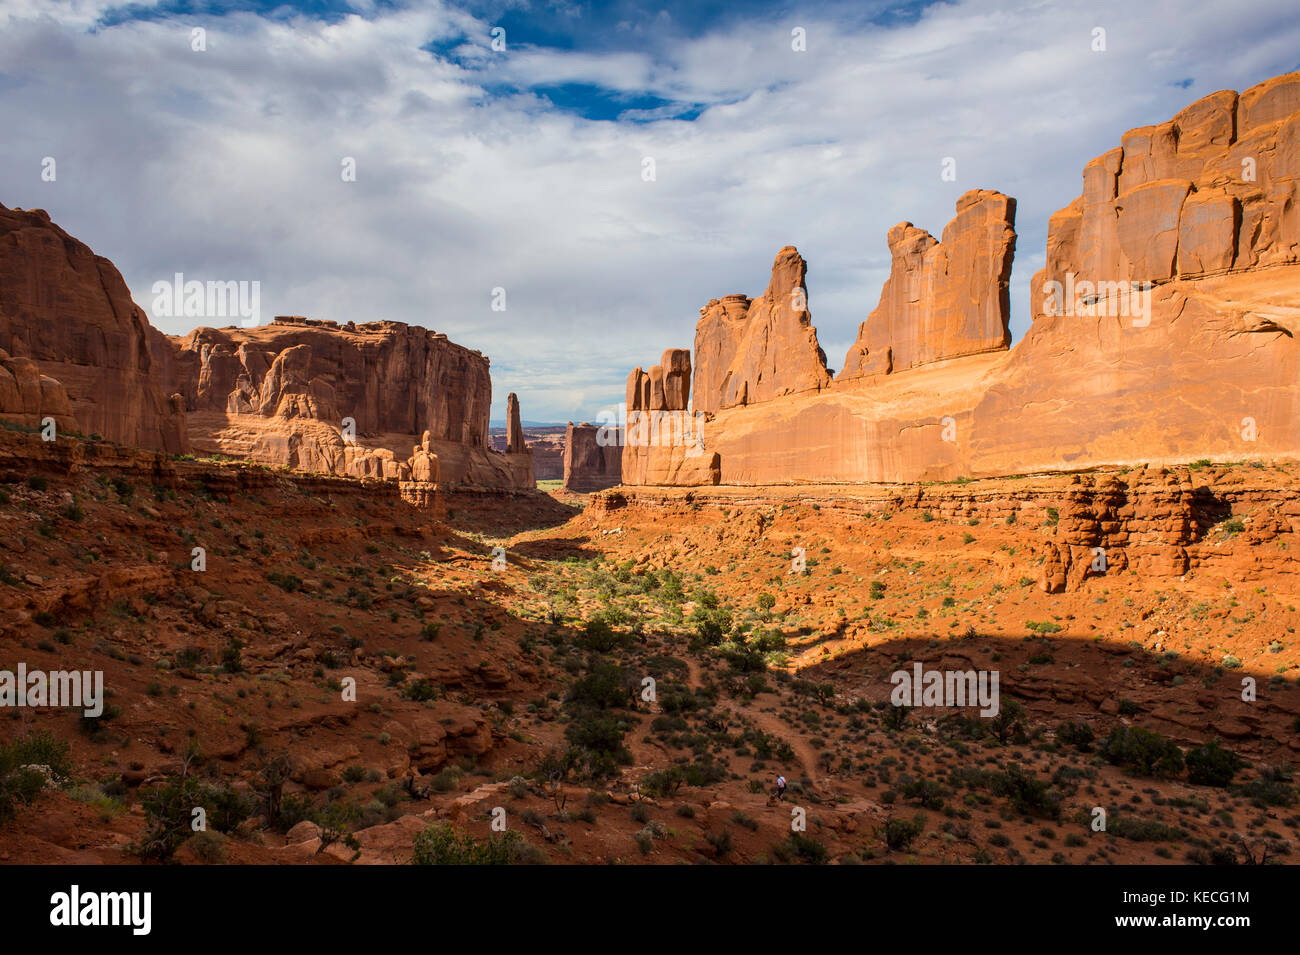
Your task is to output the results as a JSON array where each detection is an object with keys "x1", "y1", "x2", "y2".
[{"x1": 3, "y1": 0, "x2": 1300, "y2": 424}]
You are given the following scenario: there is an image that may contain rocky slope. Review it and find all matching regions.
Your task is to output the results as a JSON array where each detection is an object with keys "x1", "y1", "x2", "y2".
[{"x1": 3, "y1": 428, "x2": 1294, "y2": 865}]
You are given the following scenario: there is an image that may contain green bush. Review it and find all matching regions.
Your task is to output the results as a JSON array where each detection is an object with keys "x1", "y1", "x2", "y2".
[
  {"x1": 1100, "y1": 726, "x2": 1185, "y2": 778},
  {"x1": 773, "y1": 832, "x2": 829, "y2": 864},
  {"x1": 883, "y1": 816, "x2": 924, "y2": 852},
  {"x1": 565, "y1": 664, "x2": 630, "y2": 710},
  {"x1": 988, "y1": 765, "x2": 1061, "y2": 820},
  {"x1": 411, "y1": 822, "x2": 527, "y2": 865},
  {"x1": 1185, "y1": 739, "x2": 1245, "y2": 787},
  {"x1": 0, "y1": 731, "x2": 72, "y2": 824},
  {"x1": 1056, "y1": 720, "x2": 1095, "y2": 752}
]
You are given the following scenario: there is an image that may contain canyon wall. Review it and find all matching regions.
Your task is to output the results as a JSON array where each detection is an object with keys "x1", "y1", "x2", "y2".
[
  {"x1": 0, "y1": 205, "x2": 188, "y2": 452},
  {"x1": 621, "y1": 71, "x2": 1300, "y2": 487},
  {"x1": 153, "y1": 317, "x2": 534, "y2": 488},
  {"x1": 562, "y1": 422, "x2": 622, "y2": 492},
  {"x1": 0, "y1": 203, "x2": 532, "y2": 489}
]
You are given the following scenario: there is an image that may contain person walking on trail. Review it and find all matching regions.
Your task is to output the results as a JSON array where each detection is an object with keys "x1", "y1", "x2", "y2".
[{"x1": 775, "y1": 774, "x2": 787, "y2": 802}]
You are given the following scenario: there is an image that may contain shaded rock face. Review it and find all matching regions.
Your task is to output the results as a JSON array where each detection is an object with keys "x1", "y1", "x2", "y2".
[
  {"x1": 0, "y1": 205, "x2": 188, "y2": 453},
  {"x1": 840, "y1": 190, "x2": 1016, "y2": 379},
  {"x1": 506, "y1": 393, "x2": 525, "y2": 453},
  {"x1": 0, "y1": 347, "x2": 75, "y2": 433},
  {"x1": 692, "y1": 247, "x2": 832, "y2": 414},
  {"x1": 622, "y1": 71, "x2": 1300, "y2": 487},
  {"x1": 155, "y1": 316, "x2": 533, "y2": 488},
  {"x1": 622, "y1": 347, "x2": 718, "y2": 486},
  {"x1": 562, "y1": 422, "x2": 622, "y2": 492}
]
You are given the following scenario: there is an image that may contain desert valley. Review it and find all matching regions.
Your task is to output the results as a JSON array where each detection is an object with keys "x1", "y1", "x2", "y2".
[{"x1": 1, "y1": 68, "x2": 1300, "y2": 877}]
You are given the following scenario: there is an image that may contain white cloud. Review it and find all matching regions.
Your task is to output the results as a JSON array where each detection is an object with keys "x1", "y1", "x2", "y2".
[{"x1": 1, "y1": 0, "x2": 1298, "y2": 422}]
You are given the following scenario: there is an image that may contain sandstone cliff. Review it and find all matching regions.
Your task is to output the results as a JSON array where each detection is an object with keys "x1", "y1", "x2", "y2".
[
  {"x1": 622, "y1": 347, "x2": 720, "y2": 486},
  {"x1": 692, "y1": 247, "x2": 832, "y2": 414},
  {"x1": 839, "y1": 190, "x2": 1016, "y2": 379},
  {"x1": 154, "y1": 316, "x2": 534, "y2": 488},
  {"x1": 620, "y1": 70, "x2": 1300, "y2": 487},
  {"x1": 562, "y1": 422, "x2": 623, "y2": 492},
  {"x1": 0, "y1": 205, "x2": 188, "y2": 452}
]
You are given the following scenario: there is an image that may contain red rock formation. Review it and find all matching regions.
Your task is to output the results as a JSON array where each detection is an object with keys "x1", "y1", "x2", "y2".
[
  {"x1": 506, "y1": 393, "x2": 525, "y2": 453},
  {"x1": 839, "y1": 190, "x2": 1016, "y2": 379},
  {"x1": 621, "y1": 71, "x2": 1300, "y2": 487},
  {"x1": 155, "y1": 316, "x2": 533, "y2": 488},
  {"x1": 562, "y1": 422, "x2": 622, "y2": 492},
  {"x1": 0, "y1": 347, "x2": 75, "y2": 434},
  {"x1": 1038, "y1": 72, "x2": 1300, "y2": 296},
  {"x1": 0, "y1": 205, "x2": 188, "y2": 452},
  {"x1": 692, "y1": 247, "x2": 832, "y2": 413},
  {"x1": 976, "y1": 70, "x2": 1300, "y2": 478}
]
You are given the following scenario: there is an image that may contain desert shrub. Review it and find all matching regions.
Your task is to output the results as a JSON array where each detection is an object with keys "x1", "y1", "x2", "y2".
[
  {"x1": 882, "y1": 816, "x2": 924, "y2": 852},
  {"x1": 403, "y1": 678, "x2": 440, "y2": 703},
  {"x1": 566, "y1": 664, "x2": 630, "y2": 710},
  {"x1": 1185, "y1": 739, "x2": 1246, "y2": 788},
  {"x1": 0, "y1": 731, "x2": 71, "y2": 824},
  {"x1": 187, "y1": 830, "x2": 226, "y2": 863},
  {"x1": 900, "y1": 777, "x2": 946, "y2": 810},
  {"x1": 772, "y1": 832, "x2": 829, "y2": 864},
  {"x1": 688, "y1": 592, "x2": 732, "y2": 646},
  {"x1": 1100, "y1": 726, "x2": 1185, "y2": 778},
  {"x1": 267, "y1": 571, "x2": 302, "y2": 593},
  {"x1": 1233, "y1": 765, "x2": 1296, "y2": 807},
  {"x1": 564, "y1": 713, "x2": 634, "y2": 778},
  {"x1": 1108, "y1": 814, "x2": 1186, "y2": 842},
  {"x1": 640, "y1": 766, "x2": 684, "y2": 799},
  {"x1": 706, "y1": 827, "x2": 733, "y2": 857},
  {"x1": 1056, "y1": 720, "x2": 1095, "y2": 752},
  {"x1": 988, "y1": 765, "x2": 1061, "y2": 820},
  {"x1": 990, "y1": 699, "x2": 1027, "y2": 744},
  {"x1": 576, "y1": 617, "x2": 629, "y2": 653},
  {"x1": 411, "y1": 822, "x2": 528, "y2": 865}
]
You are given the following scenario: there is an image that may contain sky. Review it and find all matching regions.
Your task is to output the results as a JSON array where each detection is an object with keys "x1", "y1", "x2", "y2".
[{"x1": 2, "y1": 0, "x2": 1299, "y2": 424}]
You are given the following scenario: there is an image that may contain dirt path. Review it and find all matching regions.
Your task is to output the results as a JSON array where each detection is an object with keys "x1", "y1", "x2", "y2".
[{"x1": 682, "y1": 655, "x2": 824, "y2": 790}]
